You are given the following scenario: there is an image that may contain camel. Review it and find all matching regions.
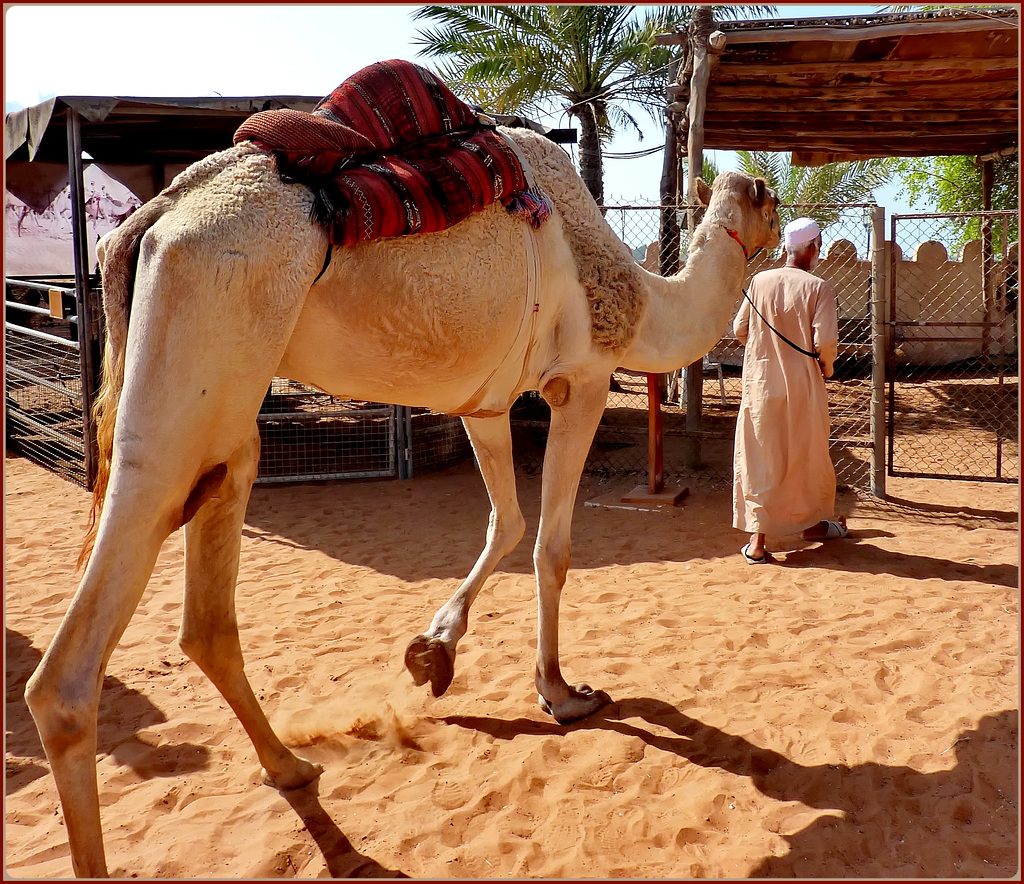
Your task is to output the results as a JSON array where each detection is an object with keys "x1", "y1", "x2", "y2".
[{"x1": 24, "y1": 125, "x2": 779, "y2": 877}]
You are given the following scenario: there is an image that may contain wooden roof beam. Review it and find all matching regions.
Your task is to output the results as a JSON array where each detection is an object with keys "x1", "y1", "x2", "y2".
[
  {"x1": 703, "y1": 110, "x2": 1020, "y2": 126},
  {"x1": 669, "y1": 82, "x2": 1017, "y2": 100},
  {"x1": 705, "y1": 137, "x2": 1014, "y2": 154},
  {"x1": 976, "y1": 146, "x2": 1018, "y2": 163},
  {"x1": 715, "y1": 57, "x2": 1017, "y2": 78},
  {"x1": 690, "y1": 96, "x2": 1019, "y2": 114},
  {"x1": 707, "y1": 125, "x2": 1015, "y2": 140},
  {"x1": 656, "y1": 13, "x2": 1018, "y2": 46},
  {"x1": 702, "y1": 82, "x2": 1017, "y2": 101}
]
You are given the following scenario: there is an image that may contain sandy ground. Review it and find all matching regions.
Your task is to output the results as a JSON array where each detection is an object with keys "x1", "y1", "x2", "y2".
[{"x1": 4, "y1": 450, "x2": 1019, "y2": 878}]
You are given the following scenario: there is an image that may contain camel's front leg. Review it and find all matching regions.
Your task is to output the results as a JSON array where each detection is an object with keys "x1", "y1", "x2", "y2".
[
  {"x1": 178, "y1": 428, "x2": 323, "y2": 789},
  {"x1": 405, "y1": 413, "x2": 526, "y2": 696},
  {"x1": 534, "y1": 373, "x2": 613, "y2": 724}
]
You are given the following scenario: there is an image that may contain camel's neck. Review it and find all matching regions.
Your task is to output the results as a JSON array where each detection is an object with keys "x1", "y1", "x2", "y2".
[{"x1": 620, "y1": 220, "x2": 749, "y2": 373}]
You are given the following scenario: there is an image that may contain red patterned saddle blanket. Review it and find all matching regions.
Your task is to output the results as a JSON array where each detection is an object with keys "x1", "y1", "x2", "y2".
[{"x1": 233, "y1": 59, "x2": 551, "y2": 246}]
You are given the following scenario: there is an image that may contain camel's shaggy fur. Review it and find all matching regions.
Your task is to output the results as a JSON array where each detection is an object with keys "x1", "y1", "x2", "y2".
[{"x1": 509, "y1": 128, "x2": 645, "y2": 352}]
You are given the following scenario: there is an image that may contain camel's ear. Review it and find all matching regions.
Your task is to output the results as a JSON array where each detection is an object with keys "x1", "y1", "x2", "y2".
[
  {"x1": 749, "y1": 177, "x2": 767, "y2": 208},
  {"x1": 695, "y1": 177, "x2": 713, "y2": 208}
]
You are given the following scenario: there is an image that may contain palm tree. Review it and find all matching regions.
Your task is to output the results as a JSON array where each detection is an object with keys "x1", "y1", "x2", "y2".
[
  {"x1": 735, "y1": 150, "x2": 894, "y2": 227},
  {"x1": 413, "y1": 5, "x2": 772, "y2": 206}
]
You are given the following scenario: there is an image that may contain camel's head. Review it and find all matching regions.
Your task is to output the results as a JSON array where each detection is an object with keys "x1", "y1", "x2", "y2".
[{"x1": 696, "y1": 172, "x2": 781, "y2": 257}]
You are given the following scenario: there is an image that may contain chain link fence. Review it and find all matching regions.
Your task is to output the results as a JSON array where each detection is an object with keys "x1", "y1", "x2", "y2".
[
  {"x1": 511, "y1": 203, "x2": 879, "y2": 491},
  {"x1": 10, "y1": 207, "x2": 1014, "y2": 493},
  {"x1": 888, "y1": 211, "x2": 1018, "y2": 482},
  {"x1": 255, "y1": 388, "x2": 473, "y2": 483}
]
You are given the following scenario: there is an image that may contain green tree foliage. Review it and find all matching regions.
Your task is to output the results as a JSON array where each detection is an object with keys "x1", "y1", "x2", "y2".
[
  {"x1": 413, "y1": 4, "x2": 772, "y2": 205},
  {"x1": 735, "y1": 151, "x2": 893, "y2": 227},
  {"x1": 891, "y1": 154, "x2": 1020, "y2": 251}
]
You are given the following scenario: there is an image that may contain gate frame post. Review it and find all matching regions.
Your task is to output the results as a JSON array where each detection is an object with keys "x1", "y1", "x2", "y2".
[
  {"x1": 869, "y1": 204, "x2": 887, "y2": 499},
  {"x1": 66, "y1": 107, "x2": 101, "y2": 491}
]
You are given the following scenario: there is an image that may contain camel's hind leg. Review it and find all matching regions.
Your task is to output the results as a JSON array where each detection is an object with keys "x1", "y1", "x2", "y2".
[
  {"x1": 178, "y1": 426, "x2": 322, "y2": 789},
  {"x1": 405, "y1": 412, "x2": 526, "y2": 696},
  {"x1": 26, "y1": 202, "x2": 321, "y2": 876},
  {"x1": 24, "y1": 495, "x2": 175, "y2": 878}
]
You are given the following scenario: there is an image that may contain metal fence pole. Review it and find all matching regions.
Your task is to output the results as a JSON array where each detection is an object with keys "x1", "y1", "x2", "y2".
[
  {"x1": 870, "y1": 204, "x2": 887, "y2": 498},
  {"x1": 66, "y1": 108, "x2": 100, "y2": 490}
]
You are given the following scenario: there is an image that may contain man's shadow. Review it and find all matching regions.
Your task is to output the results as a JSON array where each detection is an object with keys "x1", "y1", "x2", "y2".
[
  {"x1": 5, "y1": 628, "x2": 210, "y2": 794},
  {"x1": 780, "y1": 536, "x2": 1018, "y2": 587},
  {"x1": 443, "y1": 699, "x2": 1019, "y2": 877}
]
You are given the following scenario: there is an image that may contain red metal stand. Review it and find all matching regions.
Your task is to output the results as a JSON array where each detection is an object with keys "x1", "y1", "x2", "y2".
[{"x1": 620, "y1": 373, "x2": 689, "y2": 506}]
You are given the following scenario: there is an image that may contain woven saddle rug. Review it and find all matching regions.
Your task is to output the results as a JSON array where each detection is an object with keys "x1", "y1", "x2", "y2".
[{"x1": 233, "y1": 59, "x2": 551, "y2": 246}]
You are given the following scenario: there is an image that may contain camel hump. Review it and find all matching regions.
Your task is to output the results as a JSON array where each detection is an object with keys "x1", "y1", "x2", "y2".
[
  {"x1": 503, "y1": 127, "x2": 645, "y2": 353},
  {"x1": 234, "y1": 60, "x2": 536, "y2": 246}
]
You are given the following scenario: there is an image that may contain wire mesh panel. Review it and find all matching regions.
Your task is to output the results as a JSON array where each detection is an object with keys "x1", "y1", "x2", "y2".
[
  {"x1": 512, "y1": 203, "x2": 878, "y2": 491},
  {"x1": 256, "y1": 378, "x2": 397, "y2": 483},
  {"x1": 888, "y1": 212, "x2": 1018, "y2": 482},
  {"x1": 5, "y1": 279, "x2": 89, "y2": 487},
  {"x1": 407, "y1": 408, "x2": 472, "y2": 475}
]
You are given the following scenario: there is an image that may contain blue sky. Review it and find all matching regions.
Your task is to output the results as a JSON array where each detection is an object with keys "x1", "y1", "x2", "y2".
[{"x1": 4, "y1": 3, "x2": 914, "y2": 212}]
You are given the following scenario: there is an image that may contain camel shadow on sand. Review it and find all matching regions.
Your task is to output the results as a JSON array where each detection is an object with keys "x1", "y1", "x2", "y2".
[
  {"x1": 278, "y1": 786, "x2": 408, "y2": 878},
  {"x1": 4, "y1": 628, "x2": 210, "y2": 795},
  {"x1": 7, "y1": 628, "x2": 401, "y2": 877},
  {"x1": 442, "y1": 700, "x2": 1019, "y2": 878}
]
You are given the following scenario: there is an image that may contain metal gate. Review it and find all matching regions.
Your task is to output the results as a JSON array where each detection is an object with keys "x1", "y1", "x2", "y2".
[
  {"x1": 255, "y1": 379, "x2": 399, "y2": 483},
  {"x1": 5, "y1": 277, "x2": 92, "y2": 488},
  {"x1": 888, "y1": 211, "x2": 1018, "y2": 482}
]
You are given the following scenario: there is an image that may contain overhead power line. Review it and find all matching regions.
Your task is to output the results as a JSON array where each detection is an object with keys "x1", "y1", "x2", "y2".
[{"x1": 605, "y1": 145, "x2": 665, "y2": 160}]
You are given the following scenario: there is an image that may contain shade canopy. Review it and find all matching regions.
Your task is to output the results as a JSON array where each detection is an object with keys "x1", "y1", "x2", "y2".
[
  {"x1": 4, "y1": 93, "x2": 575, "y2": 208},
  {"x1": 658, "y1": 6, "x2": 1019, "y2": 166},
  {"x1": 4, "y1": 95, "x2": 324, "y2": 208},
  {"x1": 4, "y1": 95, "x2": 322, "y2": 166}
]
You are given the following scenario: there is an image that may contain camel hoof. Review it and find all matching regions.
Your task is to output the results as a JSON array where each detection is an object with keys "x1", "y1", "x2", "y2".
[
  {"x1": 538, "y1": 684, "x2": 612, "y2": 724},
  {"x1": 404, "y1": 635, "x2": 454, "y2": 697},
  {"x1": 261, "y1": 756, "x2": 324, "y2": 790}
]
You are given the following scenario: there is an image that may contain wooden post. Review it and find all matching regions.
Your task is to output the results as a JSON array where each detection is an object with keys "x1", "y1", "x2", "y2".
[
  {"x1": 980, "y1": 157, "x2": 994, "y2": 365},
  {"x1": 647, "y1": 372, "x2": 664, "y2": 494},
  {"x1": 622, "y1": 373, "x2": 688, "y2": 502},
  {"x1": 683, "y1": 8, "x2": 715, "y2": 470},
  {"x1": 870, "y1": 205, "x2": 887, "y2": 499}
]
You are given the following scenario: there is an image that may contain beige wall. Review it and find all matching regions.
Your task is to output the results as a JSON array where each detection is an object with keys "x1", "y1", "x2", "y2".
[{"x1": 646, "y1": 236, "x2": 1019, "y2": 366}]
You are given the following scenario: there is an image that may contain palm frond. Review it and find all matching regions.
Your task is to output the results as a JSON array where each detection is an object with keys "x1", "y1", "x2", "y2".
[{"x1": 412, "y1": 4, "x2": 783, "y2": 200}]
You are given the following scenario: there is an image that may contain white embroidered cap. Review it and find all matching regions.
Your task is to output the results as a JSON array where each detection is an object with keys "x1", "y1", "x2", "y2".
[{"x1": 783, "y1": 217, "x2": 821, "y2": 247}]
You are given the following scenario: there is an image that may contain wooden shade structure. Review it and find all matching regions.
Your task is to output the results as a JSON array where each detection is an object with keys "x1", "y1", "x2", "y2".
[
  {"x1": 645, "y1": 6, "x2": 1018, "y2": 495},
  {"x1": 658, "y1": 6, "x2": 1019, "y2": 167}
]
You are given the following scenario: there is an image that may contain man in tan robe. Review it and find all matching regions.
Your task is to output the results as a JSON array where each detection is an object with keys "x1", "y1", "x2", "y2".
[{"x1": 732, "y1": 217, "x2": 847, "y2": 564}]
